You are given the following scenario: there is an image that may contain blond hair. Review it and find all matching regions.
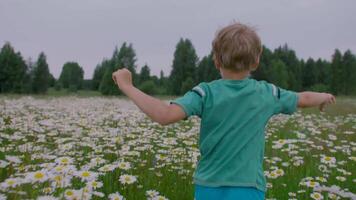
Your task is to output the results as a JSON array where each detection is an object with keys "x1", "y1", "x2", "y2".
[{"x1": 212, "y1": 22, "x2": 262, "y2": 72}]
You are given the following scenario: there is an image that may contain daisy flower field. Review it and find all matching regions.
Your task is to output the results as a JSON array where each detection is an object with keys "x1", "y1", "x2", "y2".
[{"x1": 0, "y1": 96, "x2": 355, "y2": 199}]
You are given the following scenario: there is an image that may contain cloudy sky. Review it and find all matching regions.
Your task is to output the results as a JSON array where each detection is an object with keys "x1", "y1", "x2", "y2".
[{"x1": 1, "y1": 0, "x2": 355, "y2": 79}]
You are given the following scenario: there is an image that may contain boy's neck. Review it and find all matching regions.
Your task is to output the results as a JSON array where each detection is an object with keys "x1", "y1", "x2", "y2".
[{"x1": 220, "y1": 69, "x2": 250, "y2": 80}]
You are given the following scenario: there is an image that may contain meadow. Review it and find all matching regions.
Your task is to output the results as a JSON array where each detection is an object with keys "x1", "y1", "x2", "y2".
[{"x1": 0, "y1": 96, "x2": 355, "y2": 200}]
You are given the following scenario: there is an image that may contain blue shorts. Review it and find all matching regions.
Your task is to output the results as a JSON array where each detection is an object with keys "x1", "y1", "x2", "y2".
[{"x1": 195, "y1": 185, "x2": 265, "y2": 200}]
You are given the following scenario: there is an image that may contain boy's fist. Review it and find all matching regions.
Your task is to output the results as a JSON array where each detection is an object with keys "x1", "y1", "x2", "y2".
[
  {"x1": 319, "y1": 93, "x2": 336, "y2": 111},
  {"x1": 112, "y1": 68, "x2": 133, "y2": 90}
]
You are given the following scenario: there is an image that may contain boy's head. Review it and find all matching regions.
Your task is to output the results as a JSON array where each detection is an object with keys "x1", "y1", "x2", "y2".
[{"x1": 212, "y1": 22, "x2": 262, "y2": 72}]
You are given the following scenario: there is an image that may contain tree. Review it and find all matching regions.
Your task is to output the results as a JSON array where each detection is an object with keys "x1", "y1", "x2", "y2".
[
  {"x1": 139, "y1": 64, "x2": 151, "y2": 84},
  {"x1": 0, "y1": 42, "x2": 27, "y2": 93},
  {"x1": 32, "y1": 52, "x2": 51, "y2": 94},
  {"x1": 196, "y1": 53, "x2": 220, "y2": 83},
  {"x1": 100, "y1": 43, "x2": 137, "y2": 95},
  {"x1": 342, "y1": 50, "x2": 356, "y2": 95},
  {"x1": 274, "y1": 44, "x2": 302, "y2": 91},
  {"x1": 330, "y1": 49, "x2": 343, "y2": 95},
  {"x1": 169, "y1": 38, "x2": 198, "y2": 95},
  {"x1": 301, "y1": 58, "x2": 318, "y2": 89},
  {"x1": 268, "y1": 59, "x2": 289, "y2": 89},
  {"x1": 59, "y1": 62, "x2": 84, "y2": 91},
  {"x1": 92, "y1": 59, "x2": 110, "y2": 90},
  {"x1": 252, "y1": 46, "x2": 273, "y2": 81}
]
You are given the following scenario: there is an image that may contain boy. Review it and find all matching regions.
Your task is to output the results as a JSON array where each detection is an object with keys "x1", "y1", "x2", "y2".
[{"x1": 112, "y1": 23, "x2": 335, "y2": 200}]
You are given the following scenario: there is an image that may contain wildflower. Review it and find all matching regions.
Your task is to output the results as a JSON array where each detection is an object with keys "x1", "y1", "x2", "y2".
[
  {"x1": 0, "y1": 178, "x2": 20, "y2": 188},
  {"x1": 321, "y1": 155, "x2": 336, "y2": 165},
  {"x1": 87, "y1": 180, "x2": 103, "y2": 189},
  {"x1": 5, "y1": 155, "x2": 22, "y2": 164},
  {"x1": 0, "y1": 160, "x2": 9, "y2": 168},
  {"x1": 119, "y1": 174, "x2": 137, "y2": 185},
  {"x1": 117, "y1": 161, "x2": 131, "y2": 170},
  {"x1": 152, "y1": 195, "x2": 169, "y2": 200},
  {"x1": 108, "y1": 192, "x2": 125, "y2": 200},
  {"x1": 75, "y1": 170, "x2": 97, "y2": 181},
  {"x1": 98, "y1": 164, "x2": 115, "y2": 172},
  {"x1": 328, "y1": 193, "x2": 340, "y2": 200},
  {"x1": 55, "y1": 157, "x2": 73, "y2": 165},
  {"x1": 335, "y1": 176, "x2": 346, "y2": 182},
  {"x1": 310, "y1": 192, "x2": 323, "y2": 200},
  {"x1": 305, "y1": 181, "x2": 320, "y2": 188},
  {"x1": 26, "y1": 170, "x2": 48, "y2": 183},
  {"x1": 37, "y1": 195, "x2": 59, "y2": 200},
  {"x1": 146, "y1": 190, "x2": 159, "y2": 198}
]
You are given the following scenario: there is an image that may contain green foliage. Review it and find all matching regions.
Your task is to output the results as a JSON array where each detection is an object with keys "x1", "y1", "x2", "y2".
[
  {"x1": 180, "y1": 77, "x2": 194, "y2": 95},
  {"x1": 308, "y1": 84, "x2": 329, "y2": 93},
  {"x1": 196, "y1": 53, "x2": 220, "y2": 83},
  {"x1": 139, "y1": 65, "x2": 151, "y2": 84},
  {"x1": 99, "y1": 43, "x2": 137, "y2": 95},
  {"x1": 58, "y1": 62, "x2": 84, "y2": 92},
  {"x1": 268, "y1": 59, "x2": 289, "y2": 89},
  {"x1": 138, "y1": 80, "x2": 158, "y2": 95},
  {"x1": 0, "y1": 42, "x2": 28, "y2": 93},
  {"x1": 273, "y1": 44, "x2": 302, "y2": 91},
  {"x1": 32, "y1": 52, "x2": 51, "y2": 94},
  {"x1": 169, "y1": 38, "x2": 198, "y2": 95},
  {"x1": 92, "y1": 59, "x2": 110, "y2": 90}
]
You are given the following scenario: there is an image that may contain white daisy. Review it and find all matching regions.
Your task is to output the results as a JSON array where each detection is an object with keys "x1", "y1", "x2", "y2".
[
  {"x1": 108, "y1": 192, "x2": 125, "y2": 200},
  {"x1": 310, "y1": 192, "x2": 323, "y2": 200},
  {"x1": 119, "y1": 174, "x2": 137, "y2": 185}
]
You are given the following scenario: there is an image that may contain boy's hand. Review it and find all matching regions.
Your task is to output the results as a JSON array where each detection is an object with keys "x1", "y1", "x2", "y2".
[
  {"x1": 112, "y1": 68, "x2": 133, "y2": 91},
  {"x1": 298, "y1": 92, "x2": 336, "y2": 111},
  {"x1": 319, "y1": 93, "x2": 336, "y2": 111}
]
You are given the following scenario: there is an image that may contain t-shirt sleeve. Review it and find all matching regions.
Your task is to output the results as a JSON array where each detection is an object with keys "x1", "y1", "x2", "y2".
[
  {"x1": 170, "y1": 85, "x2": 204, "y2": 117},
  {"x1": 270, "y1": 84, "x2": 299, "y2": 115}
]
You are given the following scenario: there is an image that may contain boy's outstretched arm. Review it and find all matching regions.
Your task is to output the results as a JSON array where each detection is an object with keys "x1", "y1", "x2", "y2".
[
  {"x1": 297, "y1": 92, "x2": 336, "y2": 111},
  {"x1": 112, "y1": 68, "x2": 186, "y2": 125}
]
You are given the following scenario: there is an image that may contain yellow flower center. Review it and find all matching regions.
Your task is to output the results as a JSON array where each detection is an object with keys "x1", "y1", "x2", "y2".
[
  {"x1": 34, "y1": 172, "x2": 44, "y2": 179},
  {"x1": 82, "y1": 171, "x2": 90, "y2": 177},
  {"x1": 7, "y1": 180, "x2": 15, "y2": 185},
  {"x1": 66, "y1": 190, "x2": 74, "y2": 196}
]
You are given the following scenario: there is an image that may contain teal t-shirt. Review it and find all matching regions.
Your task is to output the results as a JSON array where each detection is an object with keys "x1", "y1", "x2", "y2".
[{"x1": 172, "y1": 78, "x2": 298, "y2": 192}]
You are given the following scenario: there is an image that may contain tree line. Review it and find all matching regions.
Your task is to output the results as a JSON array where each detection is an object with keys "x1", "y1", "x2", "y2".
[{"x1": 1, "y1": 40, "x2": 356, "y2": 95}]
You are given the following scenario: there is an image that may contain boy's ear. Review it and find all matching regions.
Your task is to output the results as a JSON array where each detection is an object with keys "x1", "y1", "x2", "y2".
[
  {"x1": 214, "y1": 58, "x2": 221, "y2": 70},
  {"x1": 250, "y1": 57, "x2": 260, "y2": 71}
]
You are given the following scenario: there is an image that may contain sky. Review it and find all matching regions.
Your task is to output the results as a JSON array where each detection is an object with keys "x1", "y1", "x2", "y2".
[{"x1": 1, "y1": 0, "x2": 355, "y2": 79}]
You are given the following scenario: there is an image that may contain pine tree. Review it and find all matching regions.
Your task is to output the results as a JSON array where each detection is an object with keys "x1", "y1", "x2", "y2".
[
  {"x1": 330, "y1": 49, "x2": 343, "y2": 95},
  {"x1": 274, "y1": 44, "x2": 302, "y2": 91},
  {"x1": 0, "y1": 42, "x2": 27, "y2": 93},
  {"x1": 32, "y1": 52, "x2": 51, "y2": 94},
  {"x1": 169, "y1": 38, "x2": 198, "y2": 95},
  {"x1": 252, "y1": 46, "x2": 273, "y2": 81},
  {"x1": 342, "y1": 50, "x2": 356, "y2": 95},
  {"x1": 139, "y1": 64, "x2": 151, "y2": 84},
  {"x1": 268, "y1": 59, "x2": 289, "y2": 89}
]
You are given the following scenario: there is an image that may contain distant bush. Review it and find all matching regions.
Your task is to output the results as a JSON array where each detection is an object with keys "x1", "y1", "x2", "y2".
[{"x1": 138, "y1": 80, "x2": 158, "y2": 95}]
